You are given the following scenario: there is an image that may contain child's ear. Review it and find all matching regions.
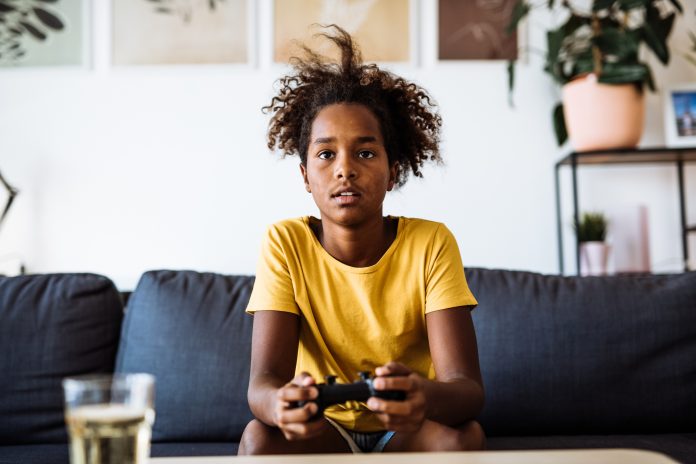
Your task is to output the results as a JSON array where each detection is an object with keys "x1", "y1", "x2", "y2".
[
  {"x1": 387, "y1": 162, "x2": 398, "y2": 191},
  {"x1": 300, "y1": 163, "x2": 311, "y2": 193}
]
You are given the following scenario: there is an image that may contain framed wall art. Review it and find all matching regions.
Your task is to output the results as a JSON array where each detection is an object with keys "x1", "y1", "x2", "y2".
[
  {"x1": 438, "y1": 0, "x2": 518, "y2": 61},
  {"x1": 664, "y1": 83, "x2": 696, "y2": 148},
  {"x1": 113, "y1": 0, "x2": 248, "y2": 65},
  {"x1": 0, "y1": 0, "x2": 87, "y2": 68},
  {"x1": 273, "y1": 0, "x2": 411, "y2": 64}
]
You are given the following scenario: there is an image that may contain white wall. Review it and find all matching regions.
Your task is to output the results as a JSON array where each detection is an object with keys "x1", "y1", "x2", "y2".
[{"x1": 1, "y1": 0, "x2": 695, "y2": 290}]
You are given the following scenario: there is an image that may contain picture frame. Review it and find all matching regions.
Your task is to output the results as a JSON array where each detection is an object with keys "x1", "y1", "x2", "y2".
[
  {"x1": 663, "y1": 83, "x2": 696, "y2": 148},
  {"x1": 112, "y1": 0, "x2": 250, "y2": 66},
  {"x1": 0, "y1": 0, "x2": 90, "y2": 69},
  {"x1": 272, "y1": 0, "x2": 415, "y2": 65}
]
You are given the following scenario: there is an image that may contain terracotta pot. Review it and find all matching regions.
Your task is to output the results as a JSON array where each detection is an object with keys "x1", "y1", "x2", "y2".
[
  {"x1": 580, "y1": 241, "x2": 611, "y2": 276},
  {"x1": 562, "y1": 74, "x2": 645, "y2": 152}
]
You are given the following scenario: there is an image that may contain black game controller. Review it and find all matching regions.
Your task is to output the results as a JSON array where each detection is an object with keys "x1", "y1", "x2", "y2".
[{"x1": 290, "y1": 371, "x2": 406, "y2": 417}]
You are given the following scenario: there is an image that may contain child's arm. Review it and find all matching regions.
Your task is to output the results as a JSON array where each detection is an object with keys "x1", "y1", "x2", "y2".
[
  {"x1": 247, "y1": 311, "x2": 326, "y2": 439},
  {"x1": 368, "y1": 307, "x2": 484, "y2": 431}
]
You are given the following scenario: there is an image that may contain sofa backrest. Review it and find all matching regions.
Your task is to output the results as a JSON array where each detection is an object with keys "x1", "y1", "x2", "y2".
[
  {"x1": 467, "y1": 268, "x2": 696, "y2": 436},
  {"x1": 0, "y1": 273, "x2": 123, "y2": 445},
  {"x1": 115, "y1": 270, "x2": 255, "y2": 442}
]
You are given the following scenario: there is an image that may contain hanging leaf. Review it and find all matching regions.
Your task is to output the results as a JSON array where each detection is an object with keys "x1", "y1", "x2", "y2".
[
  {"x1": 641, "y1": 21, "x2": 669, "y2": 64},
  {"x1": 645, "y1": 3, "x2": 675, "y2": 44},
  {"x1": 19, "y1": 21, "x2": 46, "y2": 40},
  {"x1": 667, "y1": 0, "x2": 683, "y2": 13},
  {"x1": 553, "y1": 103, "x2": 568, "y2": 146},
  {"x1": 0, "y1": 1, "x2": 17, "y2": 13},
  {"x1": 33, "y1": 7, "x2": 64, "y2": 30},
  {"x1": 506, "y1": 0, "x2": 530, "y2": 35},
  {"x1": 507, "y1": 60, "x2": 515, "y2": 106}
]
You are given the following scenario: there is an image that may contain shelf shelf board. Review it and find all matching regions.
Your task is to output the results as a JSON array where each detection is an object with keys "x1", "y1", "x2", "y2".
[{"x1": 557, "y1": 146, "x2": 696, "y2": 166}]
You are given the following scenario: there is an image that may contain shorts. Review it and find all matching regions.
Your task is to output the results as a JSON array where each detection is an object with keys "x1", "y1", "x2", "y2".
[{"x1": 325, "y1": 416, "x2": 395, "y2": 453}]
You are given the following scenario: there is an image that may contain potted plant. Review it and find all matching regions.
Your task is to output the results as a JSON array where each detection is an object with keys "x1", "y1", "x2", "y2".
[
  {"x1": 507, "y1": 0, "x2": 683, "y2": 150},
  {"x1": 574, "y1": 212, "x2": 610, "y2": 275}
]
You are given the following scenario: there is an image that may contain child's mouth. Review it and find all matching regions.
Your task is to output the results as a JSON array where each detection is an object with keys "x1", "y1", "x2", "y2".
[{"x1": 333, "y1": 192, "x2": 361, "y2": 205}]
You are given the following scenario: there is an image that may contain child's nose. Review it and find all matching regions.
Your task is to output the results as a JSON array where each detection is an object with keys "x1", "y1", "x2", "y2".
[{"x1": 334, "y1": 153, "x2": 357, "y2": 180}]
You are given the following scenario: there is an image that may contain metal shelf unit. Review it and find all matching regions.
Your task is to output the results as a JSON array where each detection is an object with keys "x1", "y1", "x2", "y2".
[{"x1": 554, "y1": 146, "x2": 696, "y2": 275}]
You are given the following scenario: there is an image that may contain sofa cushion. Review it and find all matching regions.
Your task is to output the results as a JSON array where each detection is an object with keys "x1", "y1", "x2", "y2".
[
  {"x1": 467, "y1": 269, "x2": 696, "y2": 436},
  {"x1": 0, "y1": 274, "x2": 123, "y2": 445},
  {"x1": 115, "y1": 270, "x2": 255, "y2": 442}
]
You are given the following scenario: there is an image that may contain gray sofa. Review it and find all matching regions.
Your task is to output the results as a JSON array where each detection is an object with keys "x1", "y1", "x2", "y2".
[{"x1": 1, "y1": 269, "x2": 695, "y2": 463}]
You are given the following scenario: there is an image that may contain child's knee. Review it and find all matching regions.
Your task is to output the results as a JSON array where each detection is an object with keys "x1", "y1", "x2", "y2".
[
  {"x1": 457, "y1": 420, "x2": 486, "y2": 451},
  {"x1": 238, "y1": 419, "x2": 276, "y2": 455}
]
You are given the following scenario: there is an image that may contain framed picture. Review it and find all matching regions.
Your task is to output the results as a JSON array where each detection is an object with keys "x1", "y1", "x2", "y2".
[
  {"x1": 664, "y1": 83, "x2": 696, "y2": 148},
  {"x1": 438, "y1": 0, "x2": 518, "y2": 60},
  {"x1": 273, "y1": 0, "x2": 412, "y2": 64},
  {"x1": 0, "y1": 0, "x2": 88, "y2": 68},
  {"x1": 113, "y1": 0, "x2": 249, "y2": 65}
]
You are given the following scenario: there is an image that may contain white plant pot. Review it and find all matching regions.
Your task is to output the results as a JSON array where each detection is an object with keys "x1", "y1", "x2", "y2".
[{"x1": 580, "y1": 242, "x2": 611, "y2": 276}]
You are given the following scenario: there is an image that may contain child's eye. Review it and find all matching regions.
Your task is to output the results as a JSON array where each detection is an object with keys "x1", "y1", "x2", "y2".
[
  {"x1": 358, "y1": 151, "x2": 375, "y2": 159},
  {"x1": 318, "y1": 151, "x2": 334, "y2": 160}
]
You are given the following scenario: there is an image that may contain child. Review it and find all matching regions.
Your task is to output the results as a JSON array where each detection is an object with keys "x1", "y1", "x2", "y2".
[{"x1": 240, "y1": 26, "x2": 484, "y2": 455}]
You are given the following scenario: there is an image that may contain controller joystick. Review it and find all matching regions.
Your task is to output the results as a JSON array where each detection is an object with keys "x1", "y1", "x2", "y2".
[{"x1": 289, "y1": 371, "x2": 406, "y2": 419}]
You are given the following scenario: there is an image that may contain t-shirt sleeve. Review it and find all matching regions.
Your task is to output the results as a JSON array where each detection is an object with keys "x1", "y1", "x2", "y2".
[
  {"x1": 424, "y1": 224, "x2": 478, "y2": 314},
  {"x1": 246, "y1": 225, "x2": 300, "y2": 315}
]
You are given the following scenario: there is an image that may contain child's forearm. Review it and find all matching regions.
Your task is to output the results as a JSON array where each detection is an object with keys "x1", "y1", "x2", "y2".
[
  {"x1": 248, "y1": 373, "x2": 286, "y2": 426},
  {"x1": 421, "y1": 377, "x2": 484, "y2": 425}
]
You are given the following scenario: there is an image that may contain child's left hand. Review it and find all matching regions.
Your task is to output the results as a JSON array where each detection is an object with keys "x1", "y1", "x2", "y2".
[{"x1": 367, "y1": 362, "x2": 426, "y2": 432}]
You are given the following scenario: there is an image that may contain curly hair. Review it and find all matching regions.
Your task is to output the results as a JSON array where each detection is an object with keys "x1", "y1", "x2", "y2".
[{"x1": 263, "y1": 25, "x2": 442, "y2": 188}]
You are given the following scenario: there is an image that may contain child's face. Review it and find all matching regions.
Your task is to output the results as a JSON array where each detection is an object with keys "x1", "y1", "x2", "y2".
[{"x1": 301, "y1": 103, "x2": 396, "y2": 228}]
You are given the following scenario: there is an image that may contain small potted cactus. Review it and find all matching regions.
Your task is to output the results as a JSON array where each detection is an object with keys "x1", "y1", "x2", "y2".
[{"x1": 574, "y1": 212, "x2": 610, "y2": 276}]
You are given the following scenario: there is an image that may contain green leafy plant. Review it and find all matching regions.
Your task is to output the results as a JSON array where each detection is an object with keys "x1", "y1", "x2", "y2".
[
  {"x1": 0, "y1": 0, "x2": 65, "y2": 63},
  {"x1": 507, "y1": 0, "x2": 683, "y2": 145},
  {"x1": 574, "y1": 212, "x2": 608, "y2": 242}
]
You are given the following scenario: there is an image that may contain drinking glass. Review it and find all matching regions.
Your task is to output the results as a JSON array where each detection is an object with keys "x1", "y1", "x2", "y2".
[{"x1": 63, "y1": 374, "x2": 155, "y2": 464}]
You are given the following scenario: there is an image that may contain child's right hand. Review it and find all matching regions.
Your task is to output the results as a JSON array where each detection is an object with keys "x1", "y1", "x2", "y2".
[{"x1": 274, "y1": 372, "x2": 327, "y2": 440}]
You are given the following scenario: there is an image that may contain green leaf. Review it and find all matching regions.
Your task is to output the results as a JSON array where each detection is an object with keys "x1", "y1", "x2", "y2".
[
  {"x1": 597, "y1": 62, "x2": 648, "y2": 84},
  {"x1": 506, "y1": 0, "x2": 530, "y2": 36},
  {"x1": 560, "y1": 13, "x2": 587, "y2": 36},
  {"x1": 593, "y1": 28, "x2": 639, "y2": 61},
  {"x1": 644, "y1": 64, "x2": 656, "y2": 91},
  {"x1": 617, "y1": 0, "x2": 649, "y2": 9},
  {"x1": 32, "y1": 7, "x2": 63, "y2": 30},
  {"x1": 667, "y1": 0, "x2": 683, "y2": 13},
  {"x1": 553, "y1": 103, "x2": 568, "y2": 146},
  {"x1": 546, "y1": 29, "x2": 564, "y2": 79},
  {"x1": 0, "y1": 1, "x2": 17, "y2": 13},
  {"x1": 19, "y1": 21, "x2": 46, "y2": 40},
  {"x1": 547, "y1": 0, "x2": 555, "y2": 8},
  {"x1": 592, "y1": 0, "x2": 615, "y2": 11},
  {"x1": 641, "y1": 21, "x2": 669, "y2": 64},
  {"x1": 507, "y1": 60, "x2": 516, "y2": 106},
  {"x1": 572, "y1": 54, "x2": 595, "y2": 79}
]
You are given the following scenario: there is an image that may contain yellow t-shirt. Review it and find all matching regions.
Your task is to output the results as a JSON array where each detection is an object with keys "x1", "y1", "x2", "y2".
[{"x1": 246, "y1": 216, "x2": 477, "y2": 432}]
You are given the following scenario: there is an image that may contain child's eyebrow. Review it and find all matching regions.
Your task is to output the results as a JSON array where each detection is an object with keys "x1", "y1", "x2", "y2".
[{"x1": 313, "y1": 136, "x2": 379, "y2": 144}]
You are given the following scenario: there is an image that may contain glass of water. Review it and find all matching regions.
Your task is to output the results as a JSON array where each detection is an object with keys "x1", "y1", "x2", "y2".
[{"x1": 63, "y1": 374, "x2": 156, "y2": 464}]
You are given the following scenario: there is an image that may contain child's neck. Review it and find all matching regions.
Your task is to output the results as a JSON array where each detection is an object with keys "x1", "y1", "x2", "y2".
[{"x1": 313, "y1": 215, "x2": 397, "y2": 268}]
